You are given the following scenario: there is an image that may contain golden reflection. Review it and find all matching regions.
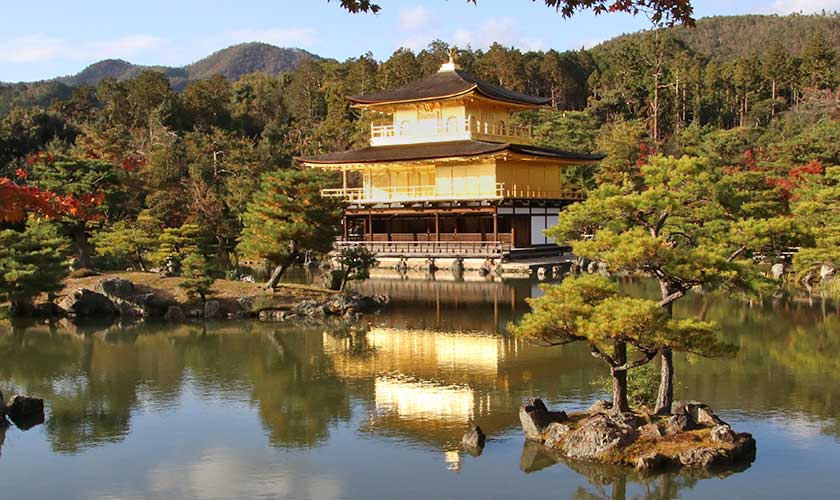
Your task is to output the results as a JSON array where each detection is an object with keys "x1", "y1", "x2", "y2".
[
  {"x1": 375, "y1": 375, "x2": 474, "y2": 422},
  {"x1": 445, "y1": 449, "x2": 461, "y2": 472},
  {"x1": 325, "y1": 327, "x2": 506, "y2": 380}
]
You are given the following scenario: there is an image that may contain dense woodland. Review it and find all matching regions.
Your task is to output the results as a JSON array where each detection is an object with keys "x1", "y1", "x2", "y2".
[{"x1": 0, "y1": 13, "x2": 838, "y2": 313}]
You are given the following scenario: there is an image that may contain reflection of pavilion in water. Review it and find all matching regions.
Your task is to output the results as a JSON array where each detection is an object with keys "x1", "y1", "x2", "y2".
[{"x1": 356, "y1": 277, "x2": 544, "y2": 332}]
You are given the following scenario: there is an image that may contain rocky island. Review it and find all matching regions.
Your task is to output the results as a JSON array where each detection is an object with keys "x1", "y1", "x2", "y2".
[{"x1": 520, "y1": 398, "x2": 756, "y2": 472}]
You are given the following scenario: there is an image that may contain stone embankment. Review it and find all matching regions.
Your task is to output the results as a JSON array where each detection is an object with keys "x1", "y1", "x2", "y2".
[
  {"x1": 26, "y1": 274, "x2": 388, "y2": 323},
  {"x1": 520, "y1": 398, "x2": 756, "y2": 473}
]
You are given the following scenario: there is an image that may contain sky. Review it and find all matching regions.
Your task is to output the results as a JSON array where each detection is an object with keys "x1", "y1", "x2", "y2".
[{"x1": 0, "y1": 0, "x2": 838, "y2": 82}]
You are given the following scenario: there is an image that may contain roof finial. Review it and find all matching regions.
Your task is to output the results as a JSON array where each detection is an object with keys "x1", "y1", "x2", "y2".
[{"x1": 439, "y1": 48, "x2": 460, "y2": 72}]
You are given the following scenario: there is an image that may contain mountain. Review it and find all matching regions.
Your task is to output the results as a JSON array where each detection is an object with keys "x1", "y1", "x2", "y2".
[
  {"x1": 595, "y1": 13, "x2": 840, "y2": 60},
  {"x1": 53, "y1": 43, "x2": 321, "y2": 89}
]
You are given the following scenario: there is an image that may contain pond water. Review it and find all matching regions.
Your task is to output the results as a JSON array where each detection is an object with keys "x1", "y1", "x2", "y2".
[{"x1": 0, "y1": 276, "x2": 838, "y2": 500}]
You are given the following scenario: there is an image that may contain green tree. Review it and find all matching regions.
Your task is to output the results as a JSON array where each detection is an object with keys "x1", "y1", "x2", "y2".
[
  {"x1": 92, "y1": 212, "x2": 162, "y2": 271},
  {"x1": 26, "y1": 154, "x2": 125, "y2": 268},
  {"x1": 792, "y1": 165, "x2": 839, "y2": 297},
  {"x1": 510, "y1": 275, "x2": 735, "y2": 413},
  {"x1": 155, "y1": 223, "x2": 203, "y2": 268},
  {"x1": 335, "y1": 245, "x2": 378, "y2": 290},
  {"x1": 179, "y1": 253, "x2": 216, "y2": 303},
  {"x1": 238, "y1": 169, "x2": 342, "y2": 289},
  {"x1": 0, "y1": 218, "x2": 69, "y2": 315},
  {"x1": 549, "y1": 155, "x2": 776, "y2": 414},
  {"x1": 595, "y1": 119, "x2": 651, "y2": 186}
]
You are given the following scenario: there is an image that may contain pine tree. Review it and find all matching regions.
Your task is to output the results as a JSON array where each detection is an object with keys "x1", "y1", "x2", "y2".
[
  {"x1": 510, "y1": 275, "x2": 735, "y2": 414},
  {"x1": 179, "y1": 253, "x2": 215, "y2": 304},
  {"x1": 92, "y1": 212, "x2": 161, "y2": 271},
  {"x1": 238, "y1": 169, "x2": 343, "y2": 289},
  {"x1": 549, "y1": 155, "x2": 779, "y2": 414},
  {"x1": 0, "y1": 218, "x2": 69, "y2": 315}
]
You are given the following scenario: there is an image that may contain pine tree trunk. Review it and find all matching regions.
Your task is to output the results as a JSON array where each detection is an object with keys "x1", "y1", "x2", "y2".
[
  {"x1": 655, "y1": 281, "x2": 677, "y2": 415},
  {"x1": 72, "y1": 225, "x2": 93, "y2": 269},
  {"x1": 612, "y1": 341, "x2": 630, "y2": 414},
  {"x1": 655, "y1": 348, "x2": 674, "y2": 415},
  {"x1": 265, "y1": 260, "x2": 291, "y2": 289}
]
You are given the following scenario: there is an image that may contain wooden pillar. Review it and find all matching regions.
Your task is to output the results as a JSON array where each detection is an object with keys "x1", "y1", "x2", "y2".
[
  {"x1": 493, "y1": 208, "x2": 498, "y2": 242},
  {"x1": 368, "y1": 213, "x2": 373, "y2": 241},
  {"x1": 342, "y1": 167, "x2": 348, "y2": 191},
  {"x1": 435, "y1": 210, "x2": 440, "y2": 242},
  {"x1": 343, "y1": 215, "x2": 348, "y2": 240}
]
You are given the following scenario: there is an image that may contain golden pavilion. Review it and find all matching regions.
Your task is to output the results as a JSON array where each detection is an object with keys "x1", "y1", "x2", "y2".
[{"x1": 296, "y1": 55, "x2": 604, "y2": 261}]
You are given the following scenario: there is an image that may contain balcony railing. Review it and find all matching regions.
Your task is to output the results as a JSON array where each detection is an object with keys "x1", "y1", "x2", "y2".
[
  {"x1": 334, "y1": 240, "x2": 511, "y2": 257},
  {"x1": 370, "y1": 116, "x2": 531, "y2": 146},
  {"x1": 321, "y1": 183, "x2": 585, "y2": 203}
]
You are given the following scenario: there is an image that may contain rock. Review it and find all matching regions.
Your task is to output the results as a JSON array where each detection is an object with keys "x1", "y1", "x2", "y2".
[
  {"x1": 461, "y1": 425, "x2": 486, "y2": 450},
  {"x1": 479, "y1": 259, "x2": 493, "y2": 277},
  {"x1": 677, "y1": 446, "x2": 727, "y2": 468},
  {"x1": 820, "y1": 264, "x2": 836, "y2": 280},
  {"x1": 236, "y1": 296, "x2": 254, "y2": 311},
  {"x1": 451, "y1": 258, "x2": 465, "y2": 279},
  {"x1": 98, "y1": 277, "x2": 135, "y2": 298},
  {"x1": 542, "y1": 422, "x2": 571, "y2": 449},
  {"x1": 671, "y1": 400, "x2": 725, "y2": 427},
  {"x1": 164, "y1": 306, "x2": 185, "y2": 322},
  {"x1": 32, "y1": 302, "x2": 65, "y2": 317},
  {"x1": 666, "y1": 414, "x2": 690, "y2": 434},
  {"x1": 696, "y1": 406, "x2": 725, "y2": 427},
  {"x1": 322, "y1": 292, "x2": 388, "y2": 316},
  {"x1": 519, "y1": 398, "x2": 567, "y2": 441},
  {"x1": 561, "y1": 413, "x2": 634, "y2": 460},
  {"x1": 204, "y1": 300, "x2": 222, "y2": 320},
  {"x1": 59, "y1": 289, "x2": 117, "y2": 318},
  {"x1": 771, "y1": 263, "x2": 785, "y2": 280},
  {"x1": 5, "y1": 395, "x2": 45, "y2": 430},
  {"x1": 536, "y1": 267, "x2": 547, "y2": 280},
  {"x1": 711, "y1": 424, "x2": 737, "y2": 444},
  {"x1": 187, "y1": 309, "x2": 203, "y2": 319},
  {"x1": 635, "y1": 452, "x2": 671, "y2": 472},
  {"x1": 588, "y1": 399, "x2": 613, "y2": 414},
  {"x1": 639, "y1": 422, "x2": 663, "y2": 439}
]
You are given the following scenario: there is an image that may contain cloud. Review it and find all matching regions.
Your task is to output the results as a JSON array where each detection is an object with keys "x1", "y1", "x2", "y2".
[
  {"x1": 453, "y1": 18, "x2": 545, "y2": 51},
  {"x1": 399, "y1": 6, "x2": 433, "y2": 31},
  {"x1": 225, "y1": 27, "x2": 317, "y2": 47},
  {"x1": 764, "y1": 0, "x2": 840, "y2": 14},
  {"x1": 0, "y1": 33, "x2": 162, "y2": 63}
]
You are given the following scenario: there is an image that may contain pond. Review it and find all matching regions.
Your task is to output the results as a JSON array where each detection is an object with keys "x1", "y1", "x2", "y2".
[{"x1": 0, "y1": 276, "x2": 838, "y2": 500}]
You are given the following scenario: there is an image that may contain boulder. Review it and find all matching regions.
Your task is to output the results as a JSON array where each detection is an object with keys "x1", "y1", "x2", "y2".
[
  {"x1": 236, "y1": 296, "x2": 254, "y2": 312},
  {"x1": 519, "y1": 398, "x2": 567, "y2": 441},
  {"x1": 666, "y1": 414, "x2": 690, "y2": 434},
  {"x1": 259, "y1": 309, "x2": 286, "y2": 322},
  {"x1": 461, "y1": 425, "x2": 486, "y2": 450},
  {"x1": 164, "y1": 306, "x2": 185, "y2": 322},
  {"x1": 771, "y1": 263, "x2": 785, "y2": 280},
  {"x1": 672, "y1": 400, "x2": 725, "y2": 428},
  {"x1": 59, "y1": 289, "x2": 117, "y2": 318},
  {"x1": 187, "y1": 309, "x2": 204, "y2": 319},
  {"x1": 204, "y1": 300, "x2": 222, "y2": 320},
  {"x1": 820, "y1": 264, "x2": 836, "y2": 280},
  {"x1": 98, "y1": 277, "x2": 135, "y2": 298},
  {"x1": 639, "y1": 422, "x2": 663, "y2": 439},
  {"x1": 561, "y1": 413, "x2": 634, "y2": 460},
  {"x1": 711, "y1": 424, "x2": 737, "y2": 444},
  {"x1": 588, "y1": 399, "x2": 613, "y2": 414},
  {"x1": 677, "y1": 446, "x2": 728, "y2": 468},
  {"x1": 5, "y1": 395, "x2": 45, "y2": 430},
  {"x1": 542, "y1": 422, "x2": 571, "y2": 449},
  {"x1": 322, "y1": 292, "x2": 388, "y2": 316},
  {"x1": 520, "y1": 440, "x2": 558, "y2": 473}
]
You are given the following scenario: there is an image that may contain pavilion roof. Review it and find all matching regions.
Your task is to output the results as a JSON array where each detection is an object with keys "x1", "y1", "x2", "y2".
[
  {"x1": 296, "y1": 140, "x2": 605, "y2": 165},
  {"x1": 348, "y1": 69, "x2": 551, "y2": 107}
]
